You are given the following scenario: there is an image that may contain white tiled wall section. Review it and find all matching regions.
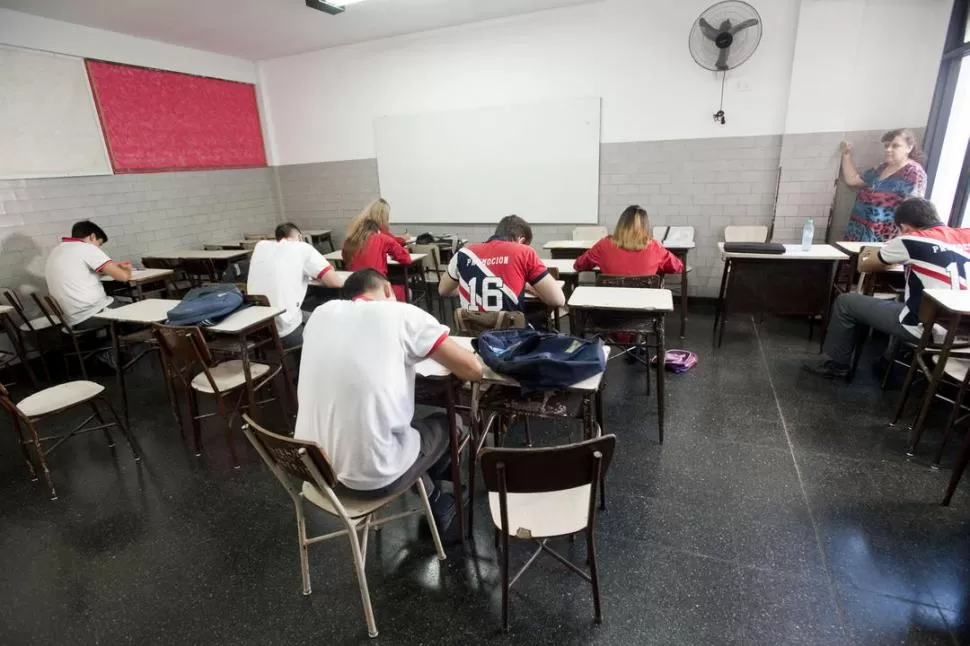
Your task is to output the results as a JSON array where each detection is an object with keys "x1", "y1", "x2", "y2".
[{"x1": 0, "y1": 168, "x2": 281, "y2": 297}]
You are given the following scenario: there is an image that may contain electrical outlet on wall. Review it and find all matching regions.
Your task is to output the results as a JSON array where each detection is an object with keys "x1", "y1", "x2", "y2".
[{"x1": 736, "y1": 80, "x2": 752, "y2": 92}]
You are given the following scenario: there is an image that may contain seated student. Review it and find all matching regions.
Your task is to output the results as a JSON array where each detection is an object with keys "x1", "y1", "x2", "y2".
[
  {"x1": 247, "y1": 222, "x2": 345, "y2": 348},
  {"x1": 294, "y1": 269, "x2": 483, "y2": 531},
  {"x1": 45, "y1": 220, "x2": 132, "y2": 330},
  {"x1": 573, "y1": 205, "x2": 684, "y2": 276},
  {"x1": 804, "y1": 198, "x2": 970, "y2": 379},
  {"x1": 342, "y1": 199, "x2": 411, "y2": 303},
  {"x1": 438, "y1": 215, "x2": 565, "y2": 312}
]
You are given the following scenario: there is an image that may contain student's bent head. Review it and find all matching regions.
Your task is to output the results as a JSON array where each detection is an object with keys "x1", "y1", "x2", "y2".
[
  {"x1": 71, "y1": 220, "x2": 108, "y2": 246},
  {"x1": 345, "y1": 268, "x2": 395, "y2": 301},
  {"x1": 275, "y1": 222, "x2": 302, "y2": 241},
  {"x1": 493, "y1": 215, "x2": 533, "y2": 245},
  {"x1": 612, "y1": 205, "x2": 651, "y2": 251},
  {"x1": 894, "y1": 198, "x2": 940, "y2": 233}
]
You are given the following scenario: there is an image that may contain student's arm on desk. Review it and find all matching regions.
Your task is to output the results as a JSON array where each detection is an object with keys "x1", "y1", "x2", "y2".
[
  {"x1": 99, "y1": 261, "x2": 133, "y2": 281},
  {"x1": 863, "y1": 238, "x2": 909, "y2": 273},
  {"x1": 438, "y1": 253, "x2": 460, "y2": 297},
  {"x1": 531, "y1": 274, "x2": 566, "y2": 307},
  {"x1": 429, "y1": 338, "x2": 483, "y2": 382}
]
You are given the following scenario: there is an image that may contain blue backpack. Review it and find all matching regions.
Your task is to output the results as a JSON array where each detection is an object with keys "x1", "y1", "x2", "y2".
[
  {"x1": 166, "y1": 285, "x2": 245, "y2": 327},
  {"x1": 474, "y1": 329, "x2": 606, "y2": 393}
]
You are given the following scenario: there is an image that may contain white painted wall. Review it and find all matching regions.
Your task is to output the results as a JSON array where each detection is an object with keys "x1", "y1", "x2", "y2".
[
  {"x1": 259, "y1": 0, "x2": 802, "y2": 165},
  {"x1": 784, "y1": 0, "x2": 950, "y2": 135},
  {"x1": 0, "y1": 8, "x2": 257, "y2": 83}
]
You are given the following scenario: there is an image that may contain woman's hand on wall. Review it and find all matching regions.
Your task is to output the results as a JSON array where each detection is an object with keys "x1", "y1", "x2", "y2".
[{"x1": 840, "y1": 140, "x2": 853, "y2": 156}]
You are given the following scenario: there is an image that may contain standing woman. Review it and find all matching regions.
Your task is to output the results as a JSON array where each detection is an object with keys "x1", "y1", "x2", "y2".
[
  {"x1": 343, "y1": 198, "x2": 412, "y2": 302},
  {"x1": 842, "y1": 129, "x2": 928, "y2": 242}
]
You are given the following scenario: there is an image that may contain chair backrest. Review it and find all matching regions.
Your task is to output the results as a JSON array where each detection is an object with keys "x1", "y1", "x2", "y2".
[
  {"x1": 151, "y1": 323, "x2": 214, "y2": 388},
  {"x1": 724, "y1": 225, "x2": 769, "y2": 243},
  {"x1": 652, "y1": 226, "x2": 669, "y2": 241},
  {"x1": 41, "y1": 296, "x2": 70, "y2": 331},
  {"x1": 409, "y1": 244, "x2": 442, "y2": 275},
  {"x1": 546, "y1": 265, "x2": 561, "y2": 280},
  {"x1": 595, "y1": 274, "x2": 663, "y2": 289},
  {"x1": 243, "y1": 414, "x2": 338, "y2": 488},
  {"x1": 3, "y1": 289, "x2": 29, "y2": 327},
  {"x1": 454, "y1": 309, "x2": 526, "y2": 337},
  {"x1": 656, "y1": 225, "x2": 695, "y2": 245},
  {"x1": 244, "y1": 233, "x2": 270, "y2": 241},
  {"x1": 572, "y1": 226, "x2": 608, "y2": 241},
  {"x1": 0, "y1": 382, "x2": 28, "y2": 423},
  {"x1": 241, "y1": 240, "x2": 259, "y2": 251}
]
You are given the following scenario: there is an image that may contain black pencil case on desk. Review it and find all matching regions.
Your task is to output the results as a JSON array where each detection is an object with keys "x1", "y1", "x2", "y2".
[{"x1": 723, "y1": 242, "x2": 786, "y2": 254}]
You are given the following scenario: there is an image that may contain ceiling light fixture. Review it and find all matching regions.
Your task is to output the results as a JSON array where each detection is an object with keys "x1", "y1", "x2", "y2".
[{"x1": 305, "y1": 0, "x2": 368, "y2": 16}]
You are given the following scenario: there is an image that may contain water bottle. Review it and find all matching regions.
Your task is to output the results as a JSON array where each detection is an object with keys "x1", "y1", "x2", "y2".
[{"x1": 801, "y1": 219, "x2": 814, "y2": 251}]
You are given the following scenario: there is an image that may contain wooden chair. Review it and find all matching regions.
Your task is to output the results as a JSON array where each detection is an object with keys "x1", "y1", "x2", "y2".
[
  {"x1": 480, "y1": 435, "x2": 616, "y2": 631},
  {"x1": 40, "y1": 295, "x2": 112, "y2": 381},
  {"x1": 2, "y1": 289, "x2": 51, "y2": 382},
  {"x1": 0, "y1": 381, "x2": 139, "y2": 499},
  {"x1": 572, "y1": 226, "x2": 608, "y2": 241},
  {"x1": 410, "y1": 244, "x2": 444, "y2": 318},
  {"x1": 242, "y1": 414, "x2": 445, "y2": 639},
  {"x1": 724, "y1": 225, "x2": 769, "y2": 243},
  {"x1": 152, "y1": 323, "x2": 282, "y2": 468}
]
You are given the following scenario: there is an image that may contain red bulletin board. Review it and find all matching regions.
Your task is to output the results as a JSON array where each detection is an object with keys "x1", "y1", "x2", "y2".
[{"x1": 85, "y1": 60, "x2": 267, "y2": 173}]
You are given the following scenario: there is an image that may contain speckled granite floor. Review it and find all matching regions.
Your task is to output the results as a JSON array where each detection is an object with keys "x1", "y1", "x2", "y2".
[{"x1": 1, "y1": 312, "x2": 969, "y2": 645}]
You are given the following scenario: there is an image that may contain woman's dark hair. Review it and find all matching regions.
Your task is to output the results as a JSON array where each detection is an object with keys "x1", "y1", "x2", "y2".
[
  {"x1": 894, "y1": 197, "x2": 940, "y2": 229},
  {"x1": 71, "y1": 220, "x2": 107, "y2": 243},
  {"x1": 493, "y1": 215, "x2": 533, "y2": 244},
  {"x1": 275, "y1": 222, "x2": 302, "y2": 241},
  {"x1": 344, "y1": 268, "x2": 388, "y2": 299},
  {"x1": 882, "y1": 128, "x2": 927, "y2": 166}
]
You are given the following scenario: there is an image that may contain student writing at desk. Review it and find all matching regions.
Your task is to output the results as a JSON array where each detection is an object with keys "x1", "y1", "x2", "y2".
[
  {"x1": 438, "y1": 215, "x2": 565, "y2": 317},
  {"x1": 295, "y1": 269, "x2": 482, "y2": 533},
  {"x1": 247, "y1": 223, "x2": 345, "y2": 349},
  {"x1": 45, "y1": 220, "x2": 132, "y2": 331},
  {"x1": 804, "y1": 198, "x2": 970, "y2": 379},
  {"x1": 573, "y1": 205, "x2": 684, "y2": 276},
  {"x1": 342, "y1": 198, "x2": 411, "y2": 302}
]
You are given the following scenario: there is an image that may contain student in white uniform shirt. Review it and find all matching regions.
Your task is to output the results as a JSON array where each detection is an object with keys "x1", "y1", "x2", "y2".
[
  {"x1": 246, "y1": 223, "x2": 345, "y2": 349},
  {"x1": 45, "y1": 220, "x2": 133, "y2": 330},
  {"x1": 294, "y1": 269, "x2": 483, "y2": 532}
]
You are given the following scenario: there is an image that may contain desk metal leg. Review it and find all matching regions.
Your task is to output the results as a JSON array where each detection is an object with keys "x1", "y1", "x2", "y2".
[
  {"x1": 656, "y1": 315, "x2": 666, "y2": 444},
  {"x1": 890, "y1": 321, "x2": 935, "y2": 427},
  {"x1": 680, "y1": 258, "x2": 689, "y2": 340},
  {"x1": 907, "y1": 324, "x2": 960, "y2": 455},
  {"x1": 239, "y1": 333, "x2": 257, "y2": 423},
  {"x1": 268, "y1": 325, "x2": 297, "y2": 427},
  {"x1": 444, "y1": 382, "x2": 467, "y2": 546},
  {"x1": 1, "y1": 313, "x2": 38, "y2": 389},
  {"x1": 713, "y1": 260, "x2": 731, "y2": 348},
  {"x1": 111, "y1": 321, "x2": 129, "y2": 428}
]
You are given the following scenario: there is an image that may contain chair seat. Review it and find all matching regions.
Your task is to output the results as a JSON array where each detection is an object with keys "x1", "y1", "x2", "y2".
[
  {"x1": 18, "y1": 380, "x2": 104, "y2": 417},
  {"x1": 20, "y1": 315, "x2": 59, "y2": 332},
  {"x1": 302, "y1": 480, "x2": 400, "y2": 520},
  {"x1": 191, "y1": 360, "x2": 271, "y2": 394},
  {"x1": 488, "y1": 484, "x2": 591, "y2": 538}
]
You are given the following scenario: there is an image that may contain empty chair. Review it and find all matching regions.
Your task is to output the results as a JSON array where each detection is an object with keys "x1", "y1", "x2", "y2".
[
  {"x1": 724, "y1": 225, "x2": 769, "y2": 243},
  {"x1": 152, "y1": 323, "x2": 283, "y2": 467},
  {"x1": 242, "y1": 414, "x2": 445, "y2": 639},
  {"x1": 40, "y1": 295, "x2": 111, "y2": 380},
  {"x1": 409, "y1": 244, "x2": 444, "y2": 318},
  {"x1": 572, "y1": 226, "x2": 608, "y2": 241},
  {"x1": 480, "y1": 435, "x2": 616, "y2": 631},
  {"x1": 0, "y1": 381, "x2": 139, "y2": 499},
  {"x1": 2, "y1": 289, "x2": 51, "y2": 382}
]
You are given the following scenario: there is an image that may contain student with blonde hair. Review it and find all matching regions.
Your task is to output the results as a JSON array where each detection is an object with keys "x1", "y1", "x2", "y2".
[
  {"x1": 573, "y1": 205, "x2": 683, "y2": 276},
  {"x1": 342, "y1": 198, "x2": 411, "y2": 302}
]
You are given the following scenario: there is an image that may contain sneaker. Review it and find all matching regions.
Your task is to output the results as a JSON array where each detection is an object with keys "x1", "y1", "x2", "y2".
[
  {"x1": 428, "y1": 487, "x2": 458, "y2": 534},
  {"x1": 802, "y1": 359, "x2": 850, "y2": 379}
]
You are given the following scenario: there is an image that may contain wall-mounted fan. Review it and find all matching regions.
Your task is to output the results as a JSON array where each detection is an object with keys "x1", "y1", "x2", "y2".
[{"x1": 689, "y1": 1, "x2": 763, "y2": 125}]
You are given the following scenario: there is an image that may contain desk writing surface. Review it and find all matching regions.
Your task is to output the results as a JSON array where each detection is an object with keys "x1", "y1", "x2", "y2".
[
  {"x1": 323, "y1": 252, "x2": 426, "y2": 266},
  {"x1": 415, "y1": 335, "x2": 611, "y2": 390},
  {"x1": 542, "y1": 259, "x2": 580, "y2": 275},
  {"x1": 568, "y1": 286, "x2": 674, "y2": 312},
  {"x1": 153, "y1": 249, "x2": 251, "y2": 261},
  {"x1": 544, "y1": 239, "x2": 695, "y2": 251},
  {"x1": 208, "y1": 306, "x2": 284, "y2": 333},
  {"x1": 925, "y1": 289, "x2": 970, "y2": 315},
  {"x1": 101, "y1": 268, "x2": 172, "y2": 283},
  {"x1": 835, "y1": 241, "x2": 885, "y2": 255},
  {"x1": 94, "y1": 298, "x2": 181, "y2": 323},
  {"x1": 717, "y1": 243, "x2": 848, "y2": 261}
]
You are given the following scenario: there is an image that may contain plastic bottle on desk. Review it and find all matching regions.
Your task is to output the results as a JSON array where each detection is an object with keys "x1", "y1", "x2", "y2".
[{"x1": 801, "y1": 219, "x2": 814, "y2": 251}]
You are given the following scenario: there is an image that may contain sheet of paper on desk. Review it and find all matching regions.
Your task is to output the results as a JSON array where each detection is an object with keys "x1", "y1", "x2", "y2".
[{"x1": 664, "y1": 226, "x2": 693, "y2": 245}]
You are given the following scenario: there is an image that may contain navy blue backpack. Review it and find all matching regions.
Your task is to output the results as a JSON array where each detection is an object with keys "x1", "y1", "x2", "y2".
[
  {"x1": 474, "y1": 329, "x2": 605, "y2": 393},
  {"x1": 166, "y1": 285, "x2": 245, "y2": 327}
]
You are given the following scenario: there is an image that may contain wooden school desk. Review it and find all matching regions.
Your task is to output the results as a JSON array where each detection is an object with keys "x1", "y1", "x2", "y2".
[
  {"x1": 302, "y1": 229, "x2": 334, "y2": 252},
  {"x1": 543, "y1": 239, "x2": 693, "y2": 338},
  {"x1": 208, "y1": 305, "x2": 296, "y2": 425},
  {"x1": 96, "y1": 298, "x2": 181, "y2": 425},
  {"x1": 568, "y1": 285, "x2": 673, "y2": 441},
  {"x1": 102, "y1": 268, "x2": 175, "y2": 300},
  {"x1": 416, "y1": 335, "x2": 611, "y2": 538},
  {"x1": 713, "y1": 243, "x2": 848, "y2": 347}
]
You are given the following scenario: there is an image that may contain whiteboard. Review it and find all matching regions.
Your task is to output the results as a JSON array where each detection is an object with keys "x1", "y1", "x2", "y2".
[
  {"x1": 0, "y1": 46, "x2": 111, "y2": 179},
  {"x1": 374, "y1": 98, "x2": 600, "y2": 224}
]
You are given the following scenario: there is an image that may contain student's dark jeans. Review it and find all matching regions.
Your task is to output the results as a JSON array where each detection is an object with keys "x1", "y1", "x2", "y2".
[
  {"x1": 823, "y1": 293, "x2": 919, "y2": 366},
  {"x1": 72, "y1": 298, "x2": 122, "y2": 332},
  {"x1": 279, "y1": 325, "x2": 303, "y2": 350},
  {"x1": 337, "y1": 413, "x2": 451, "y2": 500}
]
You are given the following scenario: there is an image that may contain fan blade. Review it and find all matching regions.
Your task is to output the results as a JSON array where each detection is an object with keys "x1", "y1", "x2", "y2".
[
  {"x1": 716, "y1": 47, "x2": 730, "y2": 71},
  {"x1": 729, "y1": 18, "x2": 760, "y2": 35},
  {"x1": 698, "y1": 17, "x2": 721, "y2": 42}
]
